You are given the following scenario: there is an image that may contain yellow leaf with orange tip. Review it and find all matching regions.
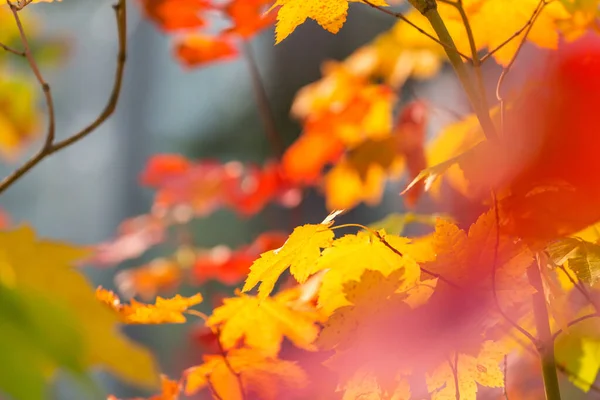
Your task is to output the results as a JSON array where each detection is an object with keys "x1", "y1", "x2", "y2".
[
  {"x1": 206, "y1": 289, "x2": 322, "y2": 357},
  {"x1": 184, "y1": 348, "x2": 308, "y2": 400},
  {"x1": 96, "y1": 287, "x2": 203, "y2": 324},
  {"x1": 425, "y1": 341, "x2": 506, "y2": 400},
  {"x1": 242, "y1": 222, "x2": 335, "y2": 298},
  {"x1": 0, "y1": 226, "x2": 159, "y2": 388},
  {"x1": 271, "y1": 0, "x2": 388, "y2": 44}
]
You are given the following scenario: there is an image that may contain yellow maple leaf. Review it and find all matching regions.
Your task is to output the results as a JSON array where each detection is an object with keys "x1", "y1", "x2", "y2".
[
  {"x1": 243, "y1": 222, "x2": 334, "y2": 298},
  {"x1": 340, "y1": 367, "x2": 411, "y2": 400},
  {"x1": 96, "y1": 287, "x2": 203, "y2": 324},
  {"x1": 206, "y1": 289, "x2": 322, "y2": 357},
  {"x1": 271, "y1": 0, "x2": 389, "y2": 44},
  {"x1": 0, "y1": 226, "x2": 158, "y2": 388},
  {"x1": 425, "y1": 341, "x2": 506, "y2": 400},
  {"x1": 184, "y1": 348, "x2": 308, "y2": 400},
  {"x1": 313, "y1": 230, "x2": 425, "y2": 314}
]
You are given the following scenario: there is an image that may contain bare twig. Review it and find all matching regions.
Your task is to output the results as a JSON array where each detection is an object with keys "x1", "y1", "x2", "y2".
[
  {"x1": 0, "y1": 41, "x2": 25, "y2": 56},
  {"x1": 0, "y1": 0, "x2": 128, "y2": 195},
  {"x1": 557, "y1": 364, "x2": 600, "y2": 393},
  {"x1": 551, "y1": 312, "x2": 600, "y2": 341},
  {"x1": 241, "y1": 40, "x2": 284, "y2": 158},
  {"x1": 482, "y1": 0, "x2": 550, "y2": 63},
  {"x1": 503, "y1": 355, "x2": 509, "y2": 400},
  {"x1": 449, "y1": 352, "x2": 460, "y2": 400},
  {"x1": 375, "y1": 231, "x2": 463, "y2": 290},
  {"x1": 491, "y1": 193, "x2": 540, "y2": 345},
  {"x1": 206, "y1": 374, "x2": 225, "y2": 400},
  {"x1": 494, "y1": 0, "x2": 547, "y2": 132},
  {"x1": 362, "y1": 0, "x2": 472, "y2": 61},
  {"x1": 7, "y1": 0, "x2": 55, "y2": 147},
  {"x1": 215, "y1": 331, "x2": 246, "y2": 400}
]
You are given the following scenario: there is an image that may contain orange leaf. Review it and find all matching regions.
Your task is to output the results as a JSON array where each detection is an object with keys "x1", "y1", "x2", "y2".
[
  {"x1": 184, "y1": 348, "x2": 308, "y2": 399},
  {"x1": 175, "y1": 34, "x2": 238, "y2": 68},
  {"x1": 96, "y1": 287, "x2": 203, "y2": 324},
  {"x1": 224, "y1": 0, "x2": 275, "y2": 38},
  {"x1": 139, "y1": 0, "x2": 209, "y2": 31}
]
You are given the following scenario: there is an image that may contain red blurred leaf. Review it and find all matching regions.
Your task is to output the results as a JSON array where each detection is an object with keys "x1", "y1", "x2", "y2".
[
  {"x1": 223, "y1": 0, "x2": 275, "y2": 39},
  {"x1": 115, "y1": 258, "x2": 183, "y2": 301},
  {"x1": 141, "y1": 154, "x2": 192, "y2": 187},
  {"x1": 192, "y1": 231, "x2": 288, "y2": 285},
  {"x1": 138, "y1": 0, "x2": 210, "y2": 31}
]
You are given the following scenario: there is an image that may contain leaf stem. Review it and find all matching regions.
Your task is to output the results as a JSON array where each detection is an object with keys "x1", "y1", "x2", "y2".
[{"x1": 527, "y1": 258, "x2": 562, "y2": 400}]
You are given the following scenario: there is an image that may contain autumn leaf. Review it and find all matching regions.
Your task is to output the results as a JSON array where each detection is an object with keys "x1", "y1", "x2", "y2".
[
  {"x1": 108, "y1": 375, "x2": 181, "y2": 400},
  {"x1": 175, "y1": 34, "x2": 238, "y2": 68},
  {"x1": 96, "y1": 287, "x2": 203, "y2": 324},
  {"x1": 0, "y1": 226, "x2": 159, "y2": 388},
  {"x1": 425, "y1": 341, "x2": 506, "y2": 400},
  {"x1": 270, "y1": 0, "x2": 389, "y2": 44},
  {"x1": 242, "y1": 221, "x2": 335, "y2": 298},
  {"x1": 184, "y1": 348, "x2": 309, "y2": 400},
  {"x1": 207, "y1": 289, "x2": 321, "y2": 357},
  {"x1": 138, "y1": 0, "x2": 209, "y2": 31},
  {"x1": 313, "y1": 230, "x2": 424, "y2": 314}
]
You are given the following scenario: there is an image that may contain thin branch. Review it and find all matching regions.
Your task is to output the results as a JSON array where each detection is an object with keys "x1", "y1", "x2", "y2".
[
  {"x1": 0, "y1": 0, "x2": 127, "y2": 195},
  {"x1": 449, "y1": 353, "x2": 460, "y2": 400},
  {"x1": 557, "y1": 364, "x2": 600, "y2": 393},
  {"x1": 494, "y1": 0, "x2": 547, "y2": 132},
  {"x1": 557, "y1": 264, "x2": 600, "y2": 312},
  {"x1": 481, "y1": 0, "x2": 550, "y2": 63},
  {"x1": 491, "y1": 193, "x2": 540, "y2": 345},
  {"x1": 503, "y1": 355, "x2": 509, "y2": 400},
  {"x1": 215, "y1": 331, "x2": 247, "y2": 400},
  {"x1": 375, "y1": 231, "x2": 463, "y2": 290},
  {"x1": 206, "y1": 374, "x2": 225, "y2": 400},
  {"x1": 0, "y1": 41, "x2": 25, "y2": 57},
  {"x1": 241, "y1": 40, "x2": 284, "y2": 158},
  {"x1": 551, "y1": 312, "x2": 600, "y2": 341},
  {"x1": 452, "y1": 0, "x2": 491, "y2": 127},
  {"x1": 361, "y1": 0, "x2": 472, "y2": 61},
  {"x1": 7, "y1": 0, "x2": 55, "y2": 147}
]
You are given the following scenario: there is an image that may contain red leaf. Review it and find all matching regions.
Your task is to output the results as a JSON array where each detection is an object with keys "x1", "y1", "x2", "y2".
[{"x1": 138, "y1": 0, "x2": 210, "y2": 31}]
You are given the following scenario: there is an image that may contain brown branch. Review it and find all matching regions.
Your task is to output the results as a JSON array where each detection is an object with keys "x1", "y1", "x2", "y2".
[
  {"x1": 241, "y1": 40, "x2": 284, "y2": 158},
  {"x1": 449, "y1": 352, "x2": 460, "y2": 400},
  {"x1": 206, "y1": 375, "x2": 225, "y2": 400},
  {"x1": 503, "y1": 355, "x2": 509, "y2": 400},
  {"x1": 361, "y1": 0, "x2": 472, "y2": 61},
  {"x1": 0, "y1": 41, "x2": 25, "y2": 57},
  {"x1": 215, "y1": 330, "x2": 246, "y2": 400},
  {"x1": 494, "y1": 0, "x2": 547, "y2": 132},
  {"x1": 481, "y1": 0, "x2": 550, "y2": 63},
  {"x1": 551, "y1": 312, "x2": 600, "y2": 341},
  {"x1": 7, "y1": 0, "x2": 55, "y2": 147},
  {"x1": 374, "y1": 231, "x2": 463, "y2": 290},
  {"x1": 491, "y1": 193, "x2": 540, "y2": 345},
  {"x1": 0, "y1": 0, "x2": 127, "y2": 195},
  {"x1": 557, "y1": 364, "x2": 600, "y2": 393}
]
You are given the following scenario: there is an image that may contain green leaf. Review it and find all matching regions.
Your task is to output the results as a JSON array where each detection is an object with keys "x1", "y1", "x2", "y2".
[
  {"x1": 0, "y1": 285, "x2": 87, "y2": 400},
  {"x1": 547, "y1": 238, "x2": 600, "y2": 284}
]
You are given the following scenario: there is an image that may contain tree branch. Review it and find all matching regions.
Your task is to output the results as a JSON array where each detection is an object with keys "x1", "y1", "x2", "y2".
[
  {"x1": 361, "y1": 0, "x2": 472, "y2": 61},
  {"x1": 241, "y1": 40, "x2": 284, "y2": 158},
  {"x1": 494, "y1": 0, "x2": 547, "y2": 132},
  {"x1": 0, "y1": 41, "x2": 25, "y2": 57},
  {"x1": 0, "y1": 0, "x2": 128, "y2": 195}
]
